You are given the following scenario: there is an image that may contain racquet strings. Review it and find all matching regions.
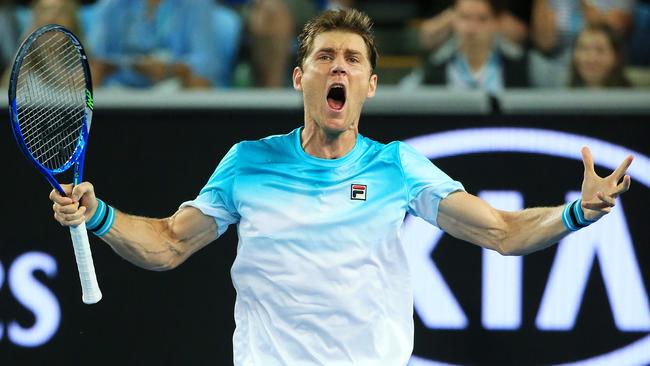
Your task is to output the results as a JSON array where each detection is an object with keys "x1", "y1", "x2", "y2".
[{"x1": 15, "y1": 30, "x2": 86, "y2": 171}]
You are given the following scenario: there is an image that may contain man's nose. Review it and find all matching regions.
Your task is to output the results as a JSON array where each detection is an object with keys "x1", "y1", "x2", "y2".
[{"x1": 331, "y1": 58, "x2": 348, "y2": 75}]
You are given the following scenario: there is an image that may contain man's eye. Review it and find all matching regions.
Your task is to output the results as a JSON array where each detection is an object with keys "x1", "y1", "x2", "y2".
[
  {"x1": 348, "y1": 57, "x2": 359, "y2": 63},
  {"x1": 319, "y1": 55, "x2": 332, "y2": 61}
]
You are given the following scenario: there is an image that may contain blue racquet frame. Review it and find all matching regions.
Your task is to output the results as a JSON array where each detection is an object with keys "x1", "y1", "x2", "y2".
[
  {"x1": 8, "y1": 24, "x2": 94, "y2": 194},
  {"x1": 7, "y1": 24, "x2": 101, "y2": 304}
]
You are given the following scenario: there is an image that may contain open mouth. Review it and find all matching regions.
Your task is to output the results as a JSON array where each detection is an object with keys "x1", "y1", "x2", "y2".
[{"x1": 326, "y1": 84, "x2": 346, "y2": 111}]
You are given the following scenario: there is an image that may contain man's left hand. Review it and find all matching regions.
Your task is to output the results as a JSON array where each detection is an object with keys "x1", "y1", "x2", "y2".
[{"x1": 580, "y1": 146, "x2": 633, "y2": 221}]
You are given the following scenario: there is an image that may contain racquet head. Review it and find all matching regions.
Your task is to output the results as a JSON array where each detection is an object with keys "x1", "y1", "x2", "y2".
[{"x1": 8, "y1": 24, "x2": 93, "y2": 194}]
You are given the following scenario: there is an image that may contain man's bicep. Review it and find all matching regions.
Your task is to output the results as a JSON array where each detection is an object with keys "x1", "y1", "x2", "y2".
[
  {"x1": 437, "y1": 191, "x2": 505, "y2": 251},
  {"x1": 169, "y1": 206, "x2": 219, "y2": 250}
]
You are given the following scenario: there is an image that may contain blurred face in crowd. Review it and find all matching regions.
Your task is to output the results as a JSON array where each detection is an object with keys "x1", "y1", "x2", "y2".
[
  {"x1": 453, "y1": 0, "x2": 498, "y2": 49},
  {"x1": 293, "y1": 30, "x2": 377, "y2": 134},
  {"x1": 32, "y1": 0, "x2": 79, "y2": 33},
  {"x1": 573, "y1": 29, "x2": 618, "y2": 87}
]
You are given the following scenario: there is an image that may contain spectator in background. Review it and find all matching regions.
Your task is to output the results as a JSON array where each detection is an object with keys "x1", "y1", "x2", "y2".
[
  {"x1": 628, "y1": 0, "x2": 650, "y2": 66},
  {"x1": 530, "y1": 0, "x2": 635, "y2": 87},
  {"x1": 27, "y1": 0, "x2": 81, "y2": 34},
  {"x1": 246, "y1": 0, "x2": 353, "y2": 88},
  {"x1": 401, "y1": 0, "x2": 529, "y2": 94},
  {"x1": 570, "y1": 22, "x2": 632, "y2": 88},
  {"x1": 1, "y1": 0, "x2": 80, "y2": 87},
  {"x1": 0, "y1": 1, "x2": 20, "y2": 76},
  {"x1": 89, "y1": 0, "x2": 221, "y2": 89},
  {"x1": 417, "y1": 0, "x2": 528, "y2": 52}
]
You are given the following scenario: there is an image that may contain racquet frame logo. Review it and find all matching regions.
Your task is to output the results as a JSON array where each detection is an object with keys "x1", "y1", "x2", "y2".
[{"x1": 85, "y1": 89, "x2": 93, "y2": 110}]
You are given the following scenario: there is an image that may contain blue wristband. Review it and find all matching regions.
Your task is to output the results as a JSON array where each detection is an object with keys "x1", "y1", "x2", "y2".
[
  {"x1": 86, "y1": 198, "x2": 115, "y2": 237},
  {"x1": 573, "y1": 199, "x2": 598, "y2": 226},
  {"x1": 94, "y1": 205, "x2": 115, "y2": 237},
  {"x1": 562, "y1": 199, "x2": 597, "y2": 231},
  {"x1": 86, "y1": 199, "x2": 106, "y2": 230}
]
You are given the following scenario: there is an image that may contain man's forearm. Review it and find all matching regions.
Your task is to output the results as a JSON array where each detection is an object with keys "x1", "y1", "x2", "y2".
[
  {"x1": 96, "y1": 207, "x2": 216, "y2": 271},
  {"x1": 438, "y1": 192, "x2": 571, "y2": 256},
  {"x1": 97, "y1": 210, "x2": 184, "y2": 271},
  {"x1": 499, "y1": 205, "x2": 569, "y2": 256}
]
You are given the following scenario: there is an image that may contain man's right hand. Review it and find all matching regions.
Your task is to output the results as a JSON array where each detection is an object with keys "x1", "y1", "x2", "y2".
[{"x1": 50, "y1": 182, "x2": 98, "y2": 227}]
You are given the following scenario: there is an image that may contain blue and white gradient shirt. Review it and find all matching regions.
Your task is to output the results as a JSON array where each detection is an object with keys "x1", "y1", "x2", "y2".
[{"x1": 181, "y1": 128, "x2": 464, "y2": 365}]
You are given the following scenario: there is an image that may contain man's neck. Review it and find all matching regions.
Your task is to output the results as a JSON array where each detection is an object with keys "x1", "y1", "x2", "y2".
[{"x1": 300, "y1": 124, "x2": 358, "y2": 159}]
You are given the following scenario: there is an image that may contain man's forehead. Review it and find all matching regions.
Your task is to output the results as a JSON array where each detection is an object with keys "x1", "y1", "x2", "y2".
[{"x1": 311, "y1": 31, "x2": 367, "y2": 53}]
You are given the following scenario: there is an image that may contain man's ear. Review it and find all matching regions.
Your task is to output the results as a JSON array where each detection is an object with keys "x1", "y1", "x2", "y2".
[
  {"x1": 367, "y1": 73, "x2": 378, "y2": 98},
  {"x1": 292, "y1": 67, "x2": 303, "y2": 91}
]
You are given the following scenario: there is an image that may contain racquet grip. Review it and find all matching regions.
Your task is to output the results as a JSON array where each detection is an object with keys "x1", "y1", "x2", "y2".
[{"x1": 69, "y1": 222, "x2": 102, "y2": 304}]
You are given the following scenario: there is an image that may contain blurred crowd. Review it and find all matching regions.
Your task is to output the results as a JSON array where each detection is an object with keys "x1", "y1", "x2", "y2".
[{"x1": 1, "y1": 0, "x2": 649, "y2": 92}]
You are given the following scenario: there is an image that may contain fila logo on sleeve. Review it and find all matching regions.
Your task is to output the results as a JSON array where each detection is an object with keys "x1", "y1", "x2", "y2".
[{"x1": 351, "y1": 184, "x2": 367, "y2": 201}]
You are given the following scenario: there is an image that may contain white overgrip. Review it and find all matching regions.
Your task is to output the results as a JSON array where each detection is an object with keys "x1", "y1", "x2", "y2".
[{"x1": 69, "y1": 221, "x2": 102, "y2": 304}]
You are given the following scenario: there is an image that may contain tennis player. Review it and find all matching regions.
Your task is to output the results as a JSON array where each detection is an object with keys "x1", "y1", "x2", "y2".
[{"x1": 50, "y1": 9, "x2": 633, "y2": 365}]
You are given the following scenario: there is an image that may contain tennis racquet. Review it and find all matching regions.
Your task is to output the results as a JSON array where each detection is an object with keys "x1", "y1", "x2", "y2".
[{"x1": 7, "y1": 24, "x2": 101, "y2": 304}]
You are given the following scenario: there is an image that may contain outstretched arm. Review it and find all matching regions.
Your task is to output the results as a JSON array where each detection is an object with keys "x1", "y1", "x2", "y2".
[
  {"x1": 437, "y1": 147, "x2": 633, "y2": 255},
  {"x1": 50, "y1": 182, "x2": 217, "y2": 271}
]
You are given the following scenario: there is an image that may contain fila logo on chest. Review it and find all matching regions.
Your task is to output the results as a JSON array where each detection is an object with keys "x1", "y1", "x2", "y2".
[{"x1": 350, "y1": 184, "x2": 367, "y2": 201}]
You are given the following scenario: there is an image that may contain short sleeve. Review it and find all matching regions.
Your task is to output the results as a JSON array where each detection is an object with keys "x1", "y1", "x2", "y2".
[
  {"x1": 399, "y1": 142, "x2": 464, "y2": 227},
  {"x1": 180, "y1": 144, "x2": 240, "y2": 236}
]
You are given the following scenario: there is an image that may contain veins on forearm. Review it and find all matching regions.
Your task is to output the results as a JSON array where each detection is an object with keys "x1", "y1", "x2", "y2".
[
  {"x1": 105, "y1": 214, "x2": 185, "y2": 270},
  {"x1": 501, "y1": 206, "x2": 566, "y2": 255}
]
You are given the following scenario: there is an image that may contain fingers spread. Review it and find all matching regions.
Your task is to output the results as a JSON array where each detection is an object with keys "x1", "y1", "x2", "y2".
[
  {"x1": 581, "y1": 146, "x2": 595, "y2": 175},
  {"x1": 611, "y1": 155, "x2": 634, "y2": 181},
  {"x1": 611, "y1": 175, "x2": 632, "y2": 197},
  {"x1": 597, "y1": 191, "x2": 616, "y2": 206},
  {"x1": 582, "y1": 192, "x2": 616, "y2": 210}
]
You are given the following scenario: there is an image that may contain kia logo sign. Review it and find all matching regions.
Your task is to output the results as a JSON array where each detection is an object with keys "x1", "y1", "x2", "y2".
[{"x1": 402, "y1": 128, "x2": 650, "y2": 366}]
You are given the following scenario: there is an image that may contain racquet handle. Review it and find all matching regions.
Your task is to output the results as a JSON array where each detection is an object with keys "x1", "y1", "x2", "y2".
[{"x1": 69, "y1": 222, "x2": 102, "y2": 304}]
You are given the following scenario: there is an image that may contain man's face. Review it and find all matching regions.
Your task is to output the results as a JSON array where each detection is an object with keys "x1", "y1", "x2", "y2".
[
  {"x1": 453, "y1": 0, "x2": 498, "y2": 48},
  {"x1": 293, "y1": 31, "x2": 377, "y2": 134}
]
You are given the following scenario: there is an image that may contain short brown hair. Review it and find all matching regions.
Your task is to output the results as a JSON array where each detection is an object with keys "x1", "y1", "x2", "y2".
[{"x1": 296, "y1": 9, "x2": 378, "y2": 72}]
